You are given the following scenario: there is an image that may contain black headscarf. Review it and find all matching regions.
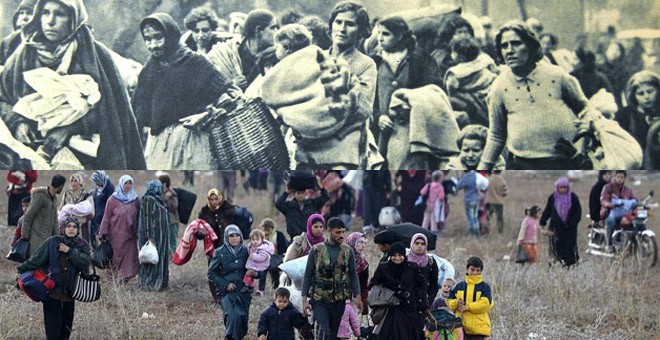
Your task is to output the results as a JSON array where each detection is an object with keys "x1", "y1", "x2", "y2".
[{"x1": 388, "y1": 241, "x2": 407, "y2": 278}]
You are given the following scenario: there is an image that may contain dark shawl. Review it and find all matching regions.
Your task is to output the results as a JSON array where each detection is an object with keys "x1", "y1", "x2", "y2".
[
  {"x1": 138, "y1": 180, "x2": 170, "y2": 291},
  {"x1": 132, "y1": 13, "x2": 230, "y2": 135},
  {"x1": 0, "y1": 0, "x2": 145, "y2": 169}
]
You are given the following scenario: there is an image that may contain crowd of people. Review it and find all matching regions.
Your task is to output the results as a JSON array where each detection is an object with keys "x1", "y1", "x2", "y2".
[
  {"x1": 6, "y1": 169, "x2": 645, "y2": 339},
  {"x1": 0, "y1": 1, "x2": 658, "y2": 170}
]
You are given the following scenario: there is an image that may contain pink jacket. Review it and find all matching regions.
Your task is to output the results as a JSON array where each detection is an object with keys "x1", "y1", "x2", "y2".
[
  {"x1": 246, "y1": 240, "x2": 274, "y2": 271},
  {"x1": 420, "y1": 182, "x2": 445, "y2": 209},
  {"x1": 517, "y1": 216, "x2": 540, "y2": 244},
  {"x1": 337, "y1": 301, "x2": 360, "y2": 338}
]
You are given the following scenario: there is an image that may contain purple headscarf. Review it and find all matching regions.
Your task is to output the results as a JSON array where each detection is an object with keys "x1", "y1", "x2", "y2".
[
  {"x1": 305, "y1": 214, "x2": 325, "y2": 247},
  {"x1": 408, "y1": 233, "x2": 429, "y2": 268},
  {"x1": 553, "y1": 177, "x2": 572, "y2": 223},
  {"x1": 347, "y1": 232, "x2": 368, "y2": 273}
]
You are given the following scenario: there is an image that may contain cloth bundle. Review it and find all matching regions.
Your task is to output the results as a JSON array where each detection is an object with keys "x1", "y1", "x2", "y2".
[
  {"x1": 13, "y1": 67, "x2": 101, "y2": 135},
  {"x1": 261, "y1": 45, "x2": 357, "y2": 140},
  {"x1": 173, "y1": 219, "x2": 218, "y2": 265}
]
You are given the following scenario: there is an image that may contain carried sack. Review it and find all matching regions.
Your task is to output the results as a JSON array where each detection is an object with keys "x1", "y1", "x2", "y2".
[
  {"x1": 367, "y1": 284, "x2": 400, "y2": 307},
  {"x1": 234, "y1": 206, "x2": 254, "y2": 239},
  {"x1": 7, "y1": 239, "x2": 29, "y2": 263},
  {"x1": 71, "y1": 266, "x2": 101, "y2": 302},
  {"x1": 92, "y1": 240, "x2": 113, "y2": 269},
  {"x1": 138, "y1": 240, "x2": 159, "y2": 265},
  {"x1": 173, "y1": 187, "x2": 197, "y2": 224},
  {"x1": 17, "y1": 269, "x2": 55, "y2": 302},
  {"x1": 516, "y1": 244, "x2": 529, "y2": 264}
]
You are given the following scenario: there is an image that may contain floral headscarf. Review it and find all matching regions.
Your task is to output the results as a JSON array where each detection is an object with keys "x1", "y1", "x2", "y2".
[
  {"x1": 346, "y1": 232, "x2": 368, "y2": 273},
  {"x1": 145, "y1": 180, "x2": 163, "y2": 204},
  {"x1": 408, "y1": 233, "x2": 429, "y2": 268},
  {"x1": 113, "y1": 175, "x2": 138, "y2": 203},
  {"x1": 92, "y1": 170, "x2": 109, "y2": 193},
  {"x1": 63, "y1": 172, "x2": 86, "y2": 204}
]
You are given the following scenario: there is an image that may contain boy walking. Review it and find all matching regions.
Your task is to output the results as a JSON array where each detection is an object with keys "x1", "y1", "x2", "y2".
[
  {"x1": 258, "y1": 287, "x2": 310, "y2": 340},
  {"x1": 447, "y1": 256, "x2": 493, "y2": 340},
  {"x1": 486, "y1": 170, "x2": 508, "y2": 233}
]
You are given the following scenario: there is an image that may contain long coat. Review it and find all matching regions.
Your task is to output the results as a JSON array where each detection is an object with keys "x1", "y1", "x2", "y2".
[
  {"x1": 99, "y1": 196, "x2": 140, "y2": 281},
  {"x1": 21, "y1": 187, "x2": 58, "y2": 257},
  {"x1": 540, "y1": 193, "x2": 582, "y2": 267}
]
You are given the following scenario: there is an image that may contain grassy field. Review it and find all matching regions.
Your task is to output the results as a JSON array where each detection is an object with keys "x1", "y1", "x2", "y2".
[{"x1": 0, "y1": 171, "x2": 658, "y2": 339}]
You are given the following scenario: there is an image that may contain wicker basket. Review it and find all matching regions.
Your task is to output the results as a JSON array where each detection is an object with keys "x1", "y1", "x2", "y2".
[{"x1": 207, "y1": 98, "x2": 290, "y2": 169}]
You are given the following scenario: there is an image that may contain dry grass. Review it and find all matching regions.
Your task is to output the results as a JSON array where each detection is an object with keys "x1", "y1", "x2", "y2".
[{"x1": 0, "y1": 171, "x2": 659, "y2": 339}]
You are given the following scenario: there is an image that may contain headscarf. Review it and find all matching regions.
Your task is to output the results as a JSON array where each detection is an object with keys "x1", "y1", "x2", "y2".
[
  {"x1": 22, "y1": 0, "x2": 89, "y2": 72},
  {"x1": 61, "y1": 215, "x2": 86, "y2": 247},
  {"x1": 305, "y1": 213, "x2": 326, "y2": 247},
  {"x1": 113, "y1": 175, "x2": 138, "y2": 203},
  {"x1": 144, "y1": 180, "x2": 163, "y2": 204},
  {"x1": 553, "y1": 177, "x2": 572, "y2": 223},
  {"x1": 206, "y1": 188, "x2": 223, "y2": 211},
  {"x1": 139, "y1": 13, "x2": 183, "y2": 61},
  {"x1": 92, "y1": 170, "x2": 109, "y2": 193},
  {"x1": 13, "y1": 0, "x2": 37, "y2": 30},
  {"x1": 388, "y1": 241, "x2": 407, "y2": 278},
  {"x1": 346, "y1": 232, "x2": 368, "y2": 273},
  {"x1": 223, "y1": 224, "x2": 244, "y2": 255},
  {"x1": 63, "y1": 173, "x2": 86, "y2": 204},
  {"x1": 407, "y1": 233, "x2": 429, "y2": 268}
]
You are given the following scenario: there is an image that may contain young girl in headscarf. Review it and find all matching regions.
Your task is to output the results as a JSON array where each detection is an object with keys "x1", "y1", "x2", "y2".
[
  {"x1": 99, "y1": 175, "x2": 140, "y2": 282},
  {"x1": 197, "y1": 188, "x2": 236, "y2": 248},
  {"x1": 408, "y1": 233, "x2": 439, "y2": 308},
  {"x1": 540, "y1": 177, "x2": 582, "y2": 268},
  {"x1": 138, "y1": 180, "x2": 170, "y2": 291},
  {"x1": 369, "y1": 241, "x2": 428, "y2": 340},
  {"x1": 208, "y1": 225, "x2": 255, "y2": 340},
  {"x1": 59, "y1": 173, "x2": 90, "y2": 208},
  {"x1": 284, "y1": 213, "x2": 325, "y2": 262},
  {"x1": 59, "y1": 172, "x2": 93, "y2": 242},
  {"x1": 18, "y1": 216, "x2": 91, "y2": 340},
  {"x1": 0, "y1": 0, "x2": 145, "y2": 169},
  {"x1": 346, "y1": 232, "x2": 369, "y2": 315}
]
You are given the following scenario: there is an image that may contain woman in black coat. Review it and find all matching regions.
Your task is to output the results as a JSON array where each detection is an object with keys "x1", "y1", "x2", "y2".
[
  {"x1": 368, "y1": 242, "x2": 428, "y2": 340},
  {"x1": 588, "y1": 171, "x2": 611, "y2": 225},
  {"x1": 540, "y1": 177, "x2": 582, "y2": 268}
]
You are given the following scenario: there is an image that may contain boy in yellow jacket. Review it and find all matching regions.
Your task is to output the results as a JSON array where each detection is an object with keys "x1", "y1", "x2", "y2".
[{"x1": 447, "y1": 256, "x2": 493, "y2": 339}]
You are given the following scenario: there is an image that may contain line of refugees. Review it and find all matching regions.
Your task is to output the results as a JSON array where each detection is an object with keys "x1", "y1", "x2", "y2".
[{"x1": 1, "y1": 0, "x2": 658, "y2": 170}]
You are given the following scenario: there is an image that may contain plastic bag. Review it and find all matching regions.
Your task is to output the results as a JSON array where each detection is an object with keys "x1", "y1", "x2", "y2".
[
  {"x1": 92, "y1": 240, "x2": 113, "y2": 269},
  {"x1": 138, "y1": 240, "x2": 159, "y2": 265},
  {"x1": 278, "y1": 255, "x2": 308, "y2": 290}
]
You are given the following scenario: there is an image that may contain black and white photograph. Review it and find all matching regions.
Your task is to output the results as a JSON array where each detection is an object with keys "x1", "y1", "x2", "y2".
[{"x1": 0, "y1": 0, "x2": 659, "y2": 170}]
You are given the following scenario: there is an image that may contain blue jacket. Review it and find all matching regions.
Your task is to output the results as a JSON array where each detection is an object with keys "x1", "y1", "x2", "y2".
[
  {"x1": 257, "y1": 302, "x2": 308, "y2": 340},
  {"x1": 457, "y1": 171, "x2": 480, "y2": 202},
  {"x1": 92, "y1": 181, "x2": 114, "y2": 236}
]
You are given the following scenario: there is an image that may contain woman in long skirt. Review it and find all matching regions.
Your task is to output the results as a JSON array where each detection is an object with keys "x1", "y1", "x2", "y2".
[{"x1": 138, "y1": 180, "x2": 170, "y2": 291}]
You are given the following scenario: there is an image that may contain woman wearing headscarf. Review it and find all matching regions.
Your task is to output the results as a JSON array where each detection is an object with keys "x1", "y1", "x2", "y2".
[
  {"x1": 197, "y1": 188, "x2": 236, "y2": 304},
  {"x1": 368, "y1": 241, "x2": 428, "y2": 340},
  {"x1": 59, "y1": 172, "x2": 93, "y2": 243},
  {"x1": 615, "y1": 71, "x2": 660, "y2": 155},
  {"x1": 284, "y1": 213, "x2": 326, "y2": 262},
  {"x1": 408, "y1": 233, "x2": 439, "y2": 308},
  {"x1": 197, "y1": 188, "x2": 236, "y2": 249},
  {"x1": 208, "y1": 225, "x2": 255, "y2": 340},
  {"x1": 17, "y1": 216, "x2": 91, "y2": 340},
  {"x1": 346, "y1": 232, "x2": 369, "y2": 315},
  {"x1": 0, "y1": 0, "x2": 145, "y2": 169},
  {"x1": 540, "y1": 177, "x2": 582, "y2": 268},
  {"x1": 99, "y1": 175, "x2": 140, "y2": 282},
  {"x1": 132, "y1": 13, "x2": 232, "y2": 169},
  {"x1": 91, "y1": 170, "x2": 114, "y2": 240},
  {"x1": 138, "y1": 180, "x2": 170, "y2": 291},
  {"x1": 0, "y1": 0, "x2": 36, "y2": 65}
]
